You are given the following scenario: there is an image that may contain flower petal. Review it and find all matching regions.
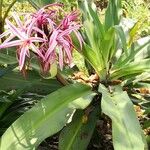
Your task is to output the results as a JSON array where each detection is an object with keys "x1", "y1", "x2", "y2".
[
  {"x1": 3, "y1": 34, "x2": 15, "y2": 44},
  {"x1": 0, "y1": 40, "x2": 23, "y2": 49},
  {"x1": 45, "y1": 30, "x2": 58, "y2": 60},
  {"x1": 12, "y1": 12, "x2": 23, "y2": 27},
  {"x1": 30, "y1": 43, "x2": 45, "y2": 60},
  {"x1": 29, "y1": 37, "x2": 47, "y2": 43},
  {"x1": 64, "y1": 49, "x2": 72, "y2": 64},
  {"x1": 73, "y1": 30, "x2": 83, "y2": 49},
  {"x1": 6, "y1": 19, "x2": 26, "y2": 40},
  {"x1": 27, "y1": 18, "x2": 37, "y2": 36},
  {"x1": 19, "y1": 46, "x2": 28, "y2": 70},
  {"x1": 0, "y1": 30, "x2": 10, "y2": 39},
  {"x1": 59, "y1": 25, "x2": 81, "y2": 37},
  {"x1": 32, "y1": 27, "x2": 47, "y2": 39},
  {"x1": 47, "y1": 18, "x2": 55, "y2": 29},
  {"x1": 62, "y1": 41, "x2": 72, "y2": 63},
  {"x1": 58, "y1": 46, "x2": 63, "y2": 70}
]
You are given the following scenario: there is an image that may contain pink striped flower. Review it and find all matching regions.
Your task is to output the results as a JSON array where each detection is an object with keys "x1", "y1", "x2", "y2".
[
  {"x1": 0, "y1": 13, "x2": 46, "y2": 71},
  {"x1": 44, "y1": 11, "x2": 83, "y2": 71},
  {"x1": 0, "y1": 3, "x2": 83, "y2": 74}
]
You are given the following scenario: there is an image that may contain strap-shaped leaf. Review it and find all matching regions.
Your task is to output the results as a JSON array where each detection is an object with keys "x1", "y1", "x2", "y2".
[
  {"x1": 110, "y1": 59, "x2": 150, "y2": 79},
  {"x1": 99, "y1": 84, "x2": 147, "y2": 150},
  {"x1": 123, "y1": 39, "x2": 150, "y2": 65},
  {"x1": 0, "y1": 47, "x2": 17, "y2": 64},
  {"x1": 0, "y1": 83, "x2": 94, "y2": 150},
  {"x1": 59, "y1": 107, "x2": 99, "y2": 150},
  {"x1": 87, "y1": 3, "x2": 105, "y2": 40},
  {"x1": 105, "y1": 0, "x2": 122, "y2": 30},
  {"x1": 0, "y1": 70, "x2": 62, "y2": 119},
  {"x1": 0, "y1": 53, "x2": 17, "y2": 64},
  {"x1": 27, "y1": 0, "x2": 55, "y2": 9},
  {"x1": 101, "y1": 27, "x2": 115, "y2": 66},
  {"x1": 114, "y1": 37, "x2": 150, "y2": 69},
  {"x1": 114, "y1": 26, "x2": 127, "y2": 56},
  {"x1": 128, "y1": 20, "x2": 142, "y2": 47},
  {"x1": 0, "y1": 88, "x2": 25, "y2": 119},
  {"x1": 82, "y1": 43, "x2": 103, "y2": 75},
  {"x1": 0, "y1": 64, "x2": 17, "y2": 78},
  {"x1": 79, "y1": 1, "x2": 105, "y2": 74},
  {"x1": 0, "y1": 71, "x2": 62, "y2": 94}
]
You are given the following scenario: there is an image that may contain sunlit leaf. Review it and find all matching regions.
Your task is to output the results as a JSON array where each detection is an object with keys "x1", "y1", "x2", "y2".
[
  {"x1": 27, "y1": 0, "x2": 55, "y2": 9},
  {"x1": 111, "y1": 59, "x2": 150, "y2": 79},
  {"x1": 115, "y1": 37, "x2": 150, "y2": 68},
  {"x1": 59, "y1": 106, "x2": 99, "y2": 150},
  {"x1": 99, "y1": 84, "x2": 148, "y2": 150},
  {"x1": 105, "y1": 0, "x2": 122, "y2": 30},
  {"x1": 0, "y1": 83, "x2": 94, "y2": 150},
  {"x1": 128, "y1": 20, "x2": 142, "y2": 47},
  {"x1": 101, "y1": 27, "x2": 115, "y2": 66},
  {"x1": 82, "y1": 43, "x2": 102, "y2": 75}
]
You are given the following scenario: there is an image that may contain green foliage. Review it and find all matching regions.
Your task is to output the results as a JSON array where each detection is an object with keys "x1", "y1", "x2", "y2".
[
  {"x1": 0, "y1": 0, "x2": 149, "y2": 149},
  {"x1": 0, "y1": 70, "x2": 62, "y2": 94},
  {"x1": 0, "y1": 83, "x2": 94, "y2": 149},
  {"x1": 105, "y1": 0, "x2": 122, "y2": 30},
  {"x1": 0, "y1": 91, "x2": 45, "y2": 136},
  {"x1": 100, "y1": 84, "x2": 147, "y2": 150},
  {"x1": 122, "y1": 0, "x2": 150, "y2": 37},
  {"x1": 77, "y1": 0, "x2": 149, "y2": 149},
  {"x1": 59, "y1": 107, "x2": 99, "y2": 150},
  {"x1": 27, "y1": 0, "x2": 55, "y2": 9}
]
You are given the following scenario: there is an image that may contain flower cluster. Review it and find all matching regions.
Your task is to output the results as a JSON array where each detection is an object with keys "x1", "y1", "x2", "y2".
[{"x1": 0, "y1": 3, "x2": 83, "y2": 74}]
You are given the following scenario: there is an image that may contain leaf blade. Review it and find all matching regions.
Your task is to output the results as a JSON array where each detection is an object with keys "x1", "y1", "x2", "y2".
[
  {"x1": 59, "y1": 107, "x2": 99, "y2": 150},
  {"x1": 99, "y1": 84, "x2": 147, "y2": 150},
  {"x1": 0, "y1": 83, "x2": 94, "y2": 150}
]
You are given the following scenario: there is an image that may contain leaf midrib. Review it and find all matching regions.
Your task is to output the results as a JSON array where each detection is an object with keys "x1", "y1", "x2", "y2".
[{"x1": 65, "y1": 118, "x2": 83, "y2": 150}]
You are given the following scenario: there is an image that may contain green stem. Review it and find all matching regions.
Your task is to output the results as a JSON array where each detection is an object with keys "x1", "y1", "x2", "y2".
[
  {"x1": 3, "y1": 0, "x2": 17, "y2": 22},
  {"x1": 0, "y1": 0, "x2": 3, "y2": 35},
  {"x1": 28, "y1": 0, "x2": 40, "y2": 10},
  {"x1": 0, "y1": 0, "x2": 3, "y2": 17},
  {"x1": 56, "y1": 71, "x2": 69, "y2": 86}
]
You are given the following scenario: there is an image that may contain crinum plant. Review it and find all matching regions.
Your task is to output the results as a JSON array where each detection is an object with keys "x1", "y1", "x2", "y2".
[{"x1": 0, "y1": 0, "x2": 150, "y2": 150}]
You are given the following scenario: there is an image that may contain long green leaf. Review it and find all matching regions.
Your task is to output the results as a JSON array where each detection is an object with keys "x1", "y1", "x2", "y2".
[
  {"x1": 111, "y1": 59, "x2": 150, "y2": 79},
  {"x1": 59, "y1": 107, "x2": 99, "y2": 150},
  {"x1": 114, "y1": 25, "x2": 127, "y2": 56},
  {"x1": 0, "y1": 70, "x2": 62, "y2": 126},
  {"x1": 27, "y1": 0, "x2": 55, "y2": 9},
  {"x1": 101, "y1": 27, "x2": 115, "y2": 66},
  {"x1": 0, "y1": 71, "x2": 62, "y2": 94},
  {"x1": 87, "y1": 3, "x2": 105, "y2": 40},
  {"x1": 105, "y1": 0, "x2": 122, "y2": 30},
  {"x1": 0, "y1": 92, "x2": 45, "y2": 136},
  {"x1": 0, "y1": 64, "x2": 17, "y2": 78},
  {"x1": 124, "y1": 39, "x2": 150, "y2": 64},
  {"x1": 115, "y1": 38, "x2": 150, "y2": 68},
  {"x1": 0, "y1": 88, "x2": 25, "y2": 119},
  {"x1": 0, "y1": 83, "x2": 94, "y2": 150},
  {"x1": 79, "y1": 1, "x2": 105, "y2": 73},
  {"x1": 82, "y1": 43, "x2": 102, "y2": 75},
  {"x1": 121, "y1": 72, "x2": 150, "y2": 86},
  {"x1": 128, "y1": 20, "x2": 142, "y2": 47},
  {"x1": 99, "y1": 84, "x2": 147, "y2": 150},
  {"x1": 0, "y1": 53, "x2": 17, "y2": 65}
]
